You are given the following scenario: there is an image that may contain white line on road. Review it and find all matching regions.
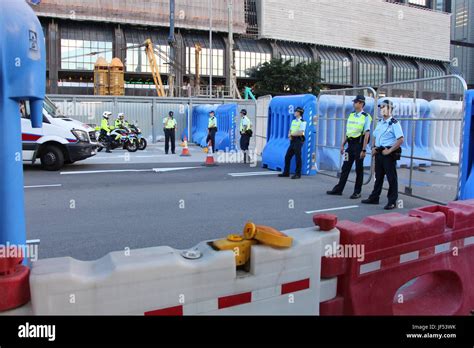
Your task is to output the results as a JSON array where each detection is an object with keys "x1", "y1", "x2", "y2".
[
  {"x1": 24, "y1": 184, "x2": 62, "y2": 189},
  {"x1": 60, "y1": 167, "x2": 201, "y2": 175},
  {"x1": 228, "y1": 171, "x2": 280, "y2": 177},
  {"x1": 305, "y1": 205, "x2": 359, "y2": 214}
]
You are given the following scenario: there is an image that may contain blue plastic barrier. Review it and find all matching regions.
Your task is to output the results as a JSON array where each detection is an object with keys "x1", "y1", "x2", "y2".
[
  {"x1": 262, "y1": 94, "x2": 317, "y2": 176},
  {"x1": 191, "y1": 104, "x2": 215, "y2": 145},
  {"x1": 459, "y1": 90, "x2": 474, "y2": 200},
  {"x1": 385, "y1": 98, "x2": 432, "y2": 168},
  {"x1": 0, "y1": 1, "x2": 45, "y2": 250},
  {"x1": 317, "y1": 95, "x2": 375, "y2": 171},
  {"x1": 198, "y1": 104, "x2": 238, "y2": 152}
]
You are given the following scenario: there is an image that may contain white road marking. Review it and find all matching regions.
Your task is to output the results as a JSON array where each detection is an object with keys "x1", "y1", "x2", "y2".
[
  {"x1": 228, "y1": 171, "x2": 280, "y2": 177},
  {"x1": 60, "y1": 167, "x2": 201, "y2": 175},
  {"x1": 24, "y1": 184, "x2": 62, "y2": 189},
  {"x1": 305, "y1": 205, "x2": 359, "y2": 214}
]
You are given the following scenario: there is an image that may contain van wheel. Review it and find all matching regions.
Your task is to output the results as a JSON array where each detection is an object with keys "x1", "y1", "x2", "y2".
[{"x1": 40, "y1": 145, "x2": 64, "y2": 171}]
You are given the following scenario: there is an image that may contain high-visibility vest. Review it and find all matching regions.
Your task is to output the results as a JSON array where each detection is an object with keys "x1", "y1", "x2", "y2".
[
  {"x1": 290, "y1": 119, "x2": 303, "y2": 133},
  {"x1": 208, "y1": 116, "x2": 217, "y2": 128},
  {"x1": 115, "y1": 119, "x2": 123, "y2": 128},
  {"x1": 165, "y1": 117, "x2": 177, "y2": 129},
  {"x1": 101, "y1": 119, "x2": 111, "y2": 132},
  {"x1": 346, "y1": 112, "x2": 371, "y2": 138},
  {"x1": 240, "y1": 116, "x2": 252, "y2": 132}
]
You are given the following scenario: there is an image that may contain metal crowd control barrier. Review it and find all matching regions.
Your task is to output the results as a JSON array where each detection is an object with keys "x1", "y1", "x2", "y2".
[
  {"x1": 315, "y1": 87, "x2": 378, "y2": 185},
  {"x1": 376, "y1": 75, "x2": 467, "y2": 205}
]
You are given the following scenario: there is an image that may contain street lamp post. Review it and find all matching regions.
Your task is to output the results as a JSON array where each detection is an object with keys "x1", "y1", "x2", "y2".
[{"x1": 209, "y1": 0, "x2": 213, "y2": 98}]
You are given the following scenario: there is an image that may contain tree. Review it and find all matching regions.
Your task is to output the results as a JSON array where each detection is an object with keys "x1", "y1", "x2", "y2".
[{"x1": 246, "y1": 58, "x2": 322, "y2": 97}]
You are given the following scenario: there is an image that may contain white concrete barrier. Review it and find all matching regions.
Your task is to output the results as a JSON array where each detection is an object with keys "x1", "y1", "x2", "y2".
[
  {"x1": 429, "y1": 100, "x2": 463, "y2": 164},
  {"x1": 28, "y1": 225, "x2": 339, "y2": 315}
]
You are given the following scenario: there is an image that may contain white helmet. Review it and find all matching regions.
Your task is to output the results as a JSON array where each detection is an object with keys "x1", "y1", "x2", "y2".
[
  {"x1": 102, "y1": 111, "x2": 112, "y2": 119},
  {"x1": 118, "y1": 113, "x2": 125, "y2": 119}
]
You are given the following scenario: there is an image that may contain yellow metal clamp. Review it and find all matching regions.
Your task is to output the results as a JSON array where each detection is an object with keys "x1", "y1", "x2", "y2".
[{"x1": 212, "y1": 222, "x2": 293, "y2": 267}]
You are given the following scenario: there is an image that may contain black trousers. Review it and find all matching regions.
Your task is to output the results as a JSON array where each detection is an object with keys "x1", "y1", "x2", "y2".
[
  {"x1": 100, "y1": 130, "x2": 111, "y2": 151},
  {"x1": 369, "y1": 153, "x2": 399, "y2": 205},
  {"x1": 207, "y1": 128, "x2": 217, "y2": 153},
  {"x1": 240, "y1": 133, "x2": 251, "y2": 163},
  {"x1": 164, "y1": 129, "x2": 176, "y2": 154},
  {"x1": 332, "y1": 140, "x2": 364, "y2": 195},
  {"x1": 283, "y1": 138, "x2": 303, "y2": 176}
]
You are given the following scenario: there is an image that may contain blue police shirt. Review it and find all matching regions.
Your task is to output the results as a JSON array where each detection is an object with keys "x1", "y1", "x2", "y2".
[{"x1": 373, "y1": 117, "x2": 404, "y2": 147}]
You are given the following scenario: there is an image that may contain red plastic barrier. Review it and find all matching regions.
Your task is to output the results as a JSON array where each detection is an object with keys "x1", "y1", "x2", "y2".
[
  {"x1": 320, "y1": 200, "x2": 474, "y2": 316},
  {"x1": 0, "y1": 247, "x2": 30, "y2": 312}
]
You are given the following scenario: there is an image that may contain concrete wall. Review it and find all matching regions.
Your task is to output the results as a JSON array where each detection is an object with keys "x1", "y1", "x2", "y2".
[
  {"x1": 257, "y1": 0, "x2": 451, "y2": 61},
  {"x1": 31, "y1": 0, "x2": 246, "y2": 34}
]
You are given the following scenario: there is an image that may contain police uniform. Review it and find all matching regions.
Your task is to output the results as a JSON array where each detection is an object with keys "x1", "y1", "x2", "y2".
[
  {"x1": 328, "y1": 96, "x2": 372, "y2": 198},
  {"x1": 207, "y1": 112, "x2": 218, "y2": 153},
  {"x1": 100, "y1": 113, "x2": 113, "y2": 153},
  {"x1": 163, "y1": 112, "x2": 177, "y2": 154},
  {"x1": 239, "y1": 109, "x2": 252, "y2": 163},
  {"x1": 279, "y1": 107, "x2": 307, "y2": 179},
  {"x1": 363, "y1": 100, "x2": 404, "y2": 210}
]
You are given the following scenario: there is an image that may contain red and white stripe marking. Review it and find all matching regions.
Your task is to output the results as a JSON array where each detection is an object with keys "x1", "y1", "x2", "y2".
[
  {"x1": 144, "y1": 278, "x2": 310, "y2": 316},
  {"x1": 359, "y1": 236, "x2": 474, "y2": 276}
]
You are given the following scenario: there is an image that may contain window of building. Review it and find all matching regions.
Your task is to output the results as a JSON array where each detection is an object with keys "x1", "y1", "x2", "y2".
[
  {"x1": 124, "y1": 29, "x2": 169, "y2": 74},
  {"x1": 278, "y1": 41, "x2": 312, "y2": 66},
  {"x1": 357, "y1": 53, "x2": 387, "y2": 86},
  {"x1": 60, "y1": 24, "x2": 113, "y2": 71},
  {"x1": 392, "y1": 58, "x2": 418, "y2": 82},
  {"x1": 234, "y1": 38, "x2": 272, "y2": 77},
  {"x1": 184, "y1": 33, "x2": 225, "y2": 77},
  {"x1": 318, "y1": 48, "x2": 352, "y2": 85}
]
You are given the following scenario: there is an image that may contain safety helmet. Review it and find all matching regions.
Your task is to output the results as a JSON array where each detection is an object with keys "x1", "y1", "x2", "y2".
[
  {"x1": 118, "y1": 113, "x2": 125, "y2": 119},
  {"x1": 102, "y1": 111, "x2": 112, "y2": 119}
]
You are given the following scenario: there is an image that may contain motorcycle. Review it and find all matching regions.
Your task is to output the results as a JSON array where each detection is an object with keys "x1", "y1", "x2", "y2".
[
  {"x1": 96, "y1": 126, "x2": 138, "y2": 152},
  {"x1": 128, "y1": 123, "x2": 147, "y2": 151}
]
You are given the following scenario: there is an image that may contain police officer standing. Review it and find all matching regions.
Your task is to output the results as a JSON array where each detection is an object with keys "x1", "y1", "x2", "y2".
[
  {"x1": 278, "y1": 107, "x2": 306, "y2": 180},
  {"x1": 327, "y1": 95, "x2": 372, "y2": 199},
  {"x1": 100, "y1": 111, "x2": 113, "y2": 153},
  {"x1": 362, "y1": 99, "x2": 404, "y2": 210},
  {"x1": 207, "y1": 110, "x2": 218, "y2": 153},
  {"x1": 239, "y1": 109, "x2": 253, "y2": 163},
  {"x1": 163, "y1": 111, "x2": 177, "y2": 154}
]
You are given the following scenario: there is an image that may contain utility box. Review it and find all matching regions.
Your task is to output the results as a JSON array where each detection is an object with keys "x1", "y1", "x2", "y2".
[
  {"x1": 94, "y1": 57, "x2": 110, "y2": 95},
  {"x1": 109, "y1": 57, "x2": 125, "y2": 96}
]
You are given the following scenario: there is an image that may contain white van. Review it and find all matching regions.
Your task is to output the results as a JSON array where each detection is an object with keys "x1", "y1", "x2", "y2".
[{"x1": 21, "y1": 97, "x2": 97, "y2": 171}]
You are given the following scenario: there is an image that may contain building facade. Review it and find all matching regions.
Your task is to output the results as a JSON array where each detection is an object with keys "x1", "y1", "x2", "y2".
[{"x1": 29, "y1": 0, "x2": 452, "y2": 96}]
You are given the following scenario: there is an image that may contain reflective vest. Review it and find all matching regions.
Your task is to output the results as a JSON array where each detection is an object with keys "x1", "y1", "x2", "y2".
[
  {"x1": 101, "y1": 119, "x2": 111, "y2": 132},
  {"x1": 240, "y1": 116, "x2": 252, "y2": 132},
  {"x1": 164, "y1": 117, "x2": 177, "y2": 129},
  {"x1": 290, "y1": 119, "x2": 303, "y2": 134},
  {"x1": 208, "y1": 116, "x2": 217, "y2": 128},
  {"x1": 115, "y1": 119, "x2": 123, "y2": 128},
  {"x1": 346, "y1": 112, "x2": 370, "y2": 138}
]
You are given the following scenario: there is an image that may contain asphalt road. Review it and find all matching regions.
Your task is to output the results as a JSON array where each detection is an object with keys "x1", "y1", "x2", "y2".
[{"x1": 23, "y1": 144, "x2": 445, "y2": 261}]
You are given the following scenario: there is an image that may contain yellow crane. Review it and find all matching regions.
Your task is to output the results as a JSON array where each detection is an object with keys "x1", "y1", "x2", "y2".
[{"x1": 145, "y1": 39, "x2": 166, "y2": 97}]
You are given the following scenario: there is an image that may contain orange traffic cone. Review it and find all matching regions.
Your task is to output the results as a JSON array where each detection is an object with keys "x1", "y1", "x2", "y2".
[
  {"x1": 203, "y1": 141, "x2": 217, "y2": 167},
  {"x1": 180, "y1": 136, "x2": 191, "y2": 157}
]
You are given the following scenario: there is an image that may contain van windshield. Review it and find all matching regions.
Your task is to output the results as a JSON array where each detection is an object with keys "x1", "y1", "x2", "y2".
[{"x1": 44, "y1": 97, "x2": 65, "y2": 118}]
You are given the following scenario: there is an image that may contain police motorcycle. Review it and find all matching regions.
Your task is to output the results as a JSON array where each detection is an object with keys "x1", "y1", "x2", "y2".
[
  {"x1": 96, "y1": 125, "x2": 139, "y2": 152},
  {"x1": 128, "y1": 122, "x2": 147, "y2": 151}
]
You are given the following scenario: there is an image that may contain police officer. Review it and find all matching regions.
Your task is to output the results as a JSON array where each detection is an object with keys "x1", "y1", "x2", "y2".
[
  {"x1": 115, "y1": 113, "x2": 129, "y2": 129},
  {"x1": 278, "y1": 107, "x2": 306, "y2": 180},
  {"x1": 207, "y1": 110, "x2": 218, "y2": 153},
  {"x1": 239, "y1": 109, "x2": 253, "y2": 163},
  {"x1": 100, "y1": 111, "x2": 113, "y2": 153},
  {"x1": 163, "y1": 111, "x2": 177, "y2": 154},
  {"x1": 362, "y1": 99, "x2": 404, "y2": 210},
  {"x1": 327, "y1": 95, "x2": 372, "y2": 199}
]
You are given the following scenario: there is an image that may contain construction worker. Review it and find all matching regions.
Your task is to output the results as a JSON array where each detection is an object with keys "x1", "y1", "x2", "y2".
[
  {"x1": 362, "y1": 99, "x2": 404, "y2": 210},
  {"x1": 207, "y1": 110, "x2": 218, "y2": 153},
  {"x1": 163, "y1": 111, "x2": 177, "y2": 154},
  {"x1": 327, "y1": 95, "x2": 372, "y2": 199},
  {"x1": 100, "y1": 111, "x2": 113, "y2": 153},
  {"x1": 278, "y1": 106, "x2": 306, "y2": 180},
  {"x1": 239, "y1": 109, "x2": 253, "y2": 163}
]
